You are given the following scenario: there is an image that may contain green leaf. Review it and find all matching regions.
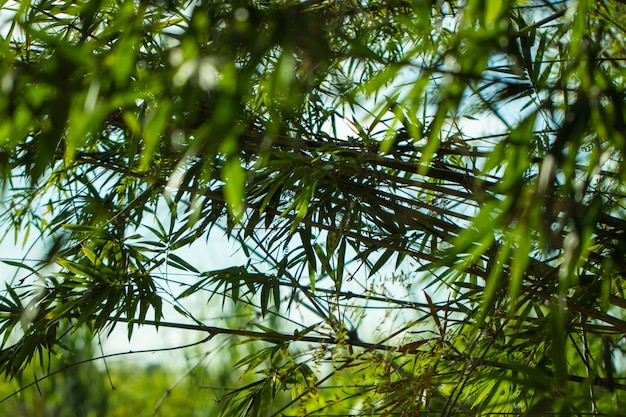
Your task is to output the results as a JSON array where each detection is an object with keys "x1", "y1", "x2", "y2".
[
  {"x1": 222, "y1": 157, "x2": 245, "y2": 222},
  {"x1": 550, "y1": 302, "x2": 567, "y2": 386},
  {"x1": 167, "y1": 253, "x2": 200, "y2": 273},
  {"x1": 140, "y1": 100, "x2": 171, "y2": 170},
  {"x1": 298, "y1": 228, "x2": 317, "y2": 291},
  {"x1": 369, "y1": 248, "x2": 394, "y2": 277},
  {"x1": 508, "y1": 222, "x2": 531, "y2": 313}
]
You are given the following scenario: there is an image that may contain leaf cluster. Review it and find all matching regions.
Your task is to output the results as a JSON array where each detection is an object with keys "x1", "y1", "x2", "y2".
[{"x1": 1, "y1": 0, "x2": 626, "y2": 415}]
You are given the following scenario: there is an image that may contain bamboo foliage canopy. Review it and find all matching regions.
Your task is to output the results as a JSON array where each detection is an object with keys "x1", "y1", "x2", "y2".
[{"x1": 1, "y1": 0, "x2": 626, "y2": 415}]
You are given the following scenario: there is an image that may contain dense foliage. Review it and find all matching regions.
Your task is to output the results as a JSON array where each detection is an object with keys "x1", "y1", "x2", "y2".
[
  {"x1": 1, "y1": 0, "x2": 626, "y2": 415},
  {"x1": 0, "y1": 328, "x2": 221, "y2": 416}
]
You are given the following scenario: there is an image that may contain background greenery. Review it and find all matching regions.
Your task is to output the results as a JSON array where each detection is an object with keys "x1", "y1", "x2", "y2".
[{"x1": 1, "y1": 0, "x2": 626, "y2": 415}]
